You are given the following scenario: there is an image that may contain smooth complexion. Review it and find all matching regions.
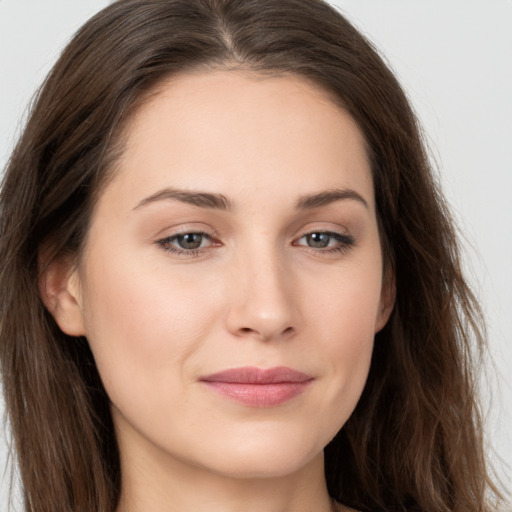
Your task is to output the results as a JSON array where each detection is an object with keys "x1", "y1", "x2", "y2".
[{"x1": 45, "y1": 70, "x2": 394, "y2": 512}]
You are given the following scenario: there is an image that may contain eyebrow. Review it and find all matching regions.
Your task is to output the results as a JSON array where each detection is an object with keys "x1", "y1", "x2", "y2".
[
  {"x1": 134, "y1": 189, "x2": 232, "y2": 211},
  {"x1": 295, "y1": 188, "x2": 368, "y2": 210},
  {"x1": 133, "y1": 187, "x2": 368, "y2": 211}
]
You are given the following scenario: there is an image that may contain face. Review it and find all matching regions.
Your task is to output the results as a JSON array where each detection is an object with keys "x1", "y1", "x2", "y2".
[{"x1": 52, "y1": 71, "x2": 393, "y2": 480}]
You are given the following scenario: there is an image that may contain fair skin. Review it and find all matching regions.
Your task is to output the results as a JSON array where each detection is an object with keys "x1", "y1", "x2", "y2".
[{"x1": 44, "y1": 70, "x2": 393, "y2": 512}]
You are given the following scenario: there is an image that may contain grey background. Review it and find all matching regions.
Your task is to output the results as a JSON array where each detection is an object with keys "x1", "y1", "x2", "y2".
[{"x1": 1, "y1": 0, "x2": 511, "y2": 507}]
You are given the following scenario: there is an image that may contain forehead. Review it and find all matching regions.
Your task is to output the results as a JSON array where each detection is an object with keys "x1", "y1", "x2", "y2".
[{"x1": 101, "y1": 70, "x2": 374, "y2": 212}]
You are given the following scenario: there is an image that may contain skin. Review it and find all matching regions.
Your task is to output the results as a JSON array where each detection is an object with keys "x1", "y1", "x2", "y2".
[{"x1": 45, "y1": 70, "x2": 393, "y2": 512}]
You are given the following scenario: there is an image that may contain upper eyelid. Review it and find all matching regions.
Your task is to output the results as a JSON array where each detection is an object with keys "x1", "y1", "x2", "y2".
[
  {"x1": 292, "y1": 226, "x2": 351, "y2": 241},
  {"x1": 158, "y1": 228, "x2": 348, "y2": 240},
  {"x1": 156, "y1": 232, "x2": 216, "y2": 256},
  {"x1": 157, "y1": 227, "x2": 218, "y2": 241},
  {"x1": 165, "y1": 231, "x2": 213, "y2": 239},
  {"x1": 157, "y1": 229, "x2": 352, "y2": 251},
  {"x1": 293, "y1": 231, "x2": 354, "y2": 247},
  {"x1": 159, "y1": 231, "x2": 216, "y2": 245},
  {"x1": 157, "y1": 221, "x2": 351, "y2": 236}
]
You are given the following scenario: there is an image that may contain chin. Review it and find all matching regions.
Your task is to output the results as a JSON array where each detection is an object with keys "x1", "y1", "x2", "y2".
[
  {"x1": 210, "y1": 453, "x2": 321, "y2": 480},
  {"x1": 190, "y1": 428, "x2": 327, "y2": 479}
]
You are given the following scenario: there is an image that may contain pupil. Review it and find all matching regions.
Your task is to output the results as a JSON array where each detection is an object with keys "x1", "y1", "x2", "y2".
[
  {"x1": 307, "y1": 233, "x2": 330, "y2": 248},
  {"x1": 178, "y1": 233, "x2": 203, "y2": 250}
]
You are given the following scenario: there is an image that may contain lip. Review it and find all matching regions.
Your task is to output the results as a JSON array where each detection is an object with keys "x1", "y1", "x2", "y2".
[{"x1": 199, "y1": 366, "x2": 313, "y2": 407}]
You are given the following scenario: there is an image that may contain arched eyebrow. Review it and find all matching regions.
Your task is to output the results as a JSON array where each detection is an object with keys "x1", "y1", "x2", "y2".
[
  {"x1": 295, "y1": 188, "x2": 368, "y2": 210},
  {"x1": 133, "y1": 187, "x2": 368, "y2": 211},
  {"x1": 133, "y1": 189, "x2": 232, "y2": 211}
]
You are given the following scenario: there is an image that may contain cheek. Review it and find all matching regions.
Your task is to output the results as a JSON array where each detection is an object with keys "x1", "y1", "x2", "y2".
[
  {"x1": 79, "y1": 249, "x2": 221, "y2": 399},
  {"x1": 301, "y1": 258, "x2": 382, "y2": 420},
  {"x1": 304, "y1": 248, "x2": 383, "y2": 346}
]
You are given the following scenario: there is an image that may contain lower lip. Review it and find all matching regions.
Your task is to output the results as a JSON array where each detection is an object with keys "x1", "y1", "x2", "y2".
[{"x1": 202, "y1": 381, "x2": 312, "y2": 407}]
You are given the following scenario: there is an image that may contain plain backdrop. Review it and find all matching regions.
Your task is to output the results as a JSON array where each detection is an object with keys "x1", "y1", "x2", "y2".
[{"x1": 1, "y1": 0, "x2": 511, "y2": 507}]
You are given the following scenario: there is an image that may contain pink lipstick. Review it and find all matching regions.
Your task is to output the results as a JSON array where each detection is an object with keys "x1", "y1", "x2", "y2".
[{"x1": 200, "y1": 366, "x2": 313, "y2": 407}]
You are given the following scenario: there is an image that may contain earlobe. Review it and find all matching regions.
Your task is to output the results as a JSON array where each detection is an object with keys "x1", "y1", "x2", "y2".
[
  {"x1": 375, "y1": 273, "x2": 396, "y2": 333},
  {"x1": 38, "y1": 255, "x2": 86, "y2": 337}
]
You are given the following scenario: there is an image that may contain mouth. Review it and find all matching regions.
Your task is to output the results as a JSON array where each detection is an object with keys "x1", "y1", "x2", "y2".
[{"x1": 199, "y1": 366, "x2": 314, "y2": 407}]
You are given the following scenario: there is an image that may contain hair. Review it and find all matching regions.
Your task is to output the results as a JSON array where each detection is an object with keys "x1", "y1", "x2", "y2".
[{"x1": 0, "y1": 0, "x2": 502, "y2": 511}]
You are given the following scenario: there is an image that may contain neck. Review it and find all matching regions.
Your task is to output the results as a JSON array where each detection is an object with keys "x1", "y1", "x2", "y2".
[{"x1": 116, "y1": 440, "x2": 337, "y2": 512}]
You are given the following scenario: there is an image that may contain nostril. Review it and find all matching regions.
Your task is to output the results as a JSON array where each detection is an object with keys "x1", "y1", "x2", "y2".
[{"x1": 236, "y1": 325, "x2": 295, "y2": 339}]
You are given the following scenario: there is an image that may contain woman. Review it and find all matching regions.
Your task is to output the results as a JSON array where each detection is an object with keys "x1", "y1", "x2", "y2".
[{"x1": 0, "y1": 0, "x2": 502, "y2": 511}]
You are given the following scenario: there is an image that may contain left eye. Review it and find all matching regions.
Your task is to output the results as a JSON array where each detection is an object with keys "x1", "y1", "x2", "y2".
[
  {"x1": 173, "y1": 233, "x2": 208, "y2": 250},
  {"x1": 295, "y1": 232, "x2": 354, "y2": 250}
]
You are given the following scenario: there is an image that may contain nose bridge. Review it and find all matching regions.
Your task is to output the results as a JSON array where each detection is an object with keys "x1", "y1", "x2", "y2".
[{"x1": 226, "y1": 238, "x2": 298, "y2": 340}]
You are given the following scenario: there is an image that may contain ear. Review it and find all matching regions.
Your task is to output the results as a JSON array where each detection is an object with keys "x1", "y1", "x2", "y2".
[
  {"x1": 38, "y1": 254, "x2": 86, "y2": 336},
  {"x1": 374, "y1": 271, "x2": 396, "y2": 333}
]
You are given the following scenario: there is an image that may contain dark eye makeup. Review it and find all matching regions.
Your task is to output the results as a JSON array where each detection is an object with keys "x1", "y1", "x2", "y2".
[
  {"x1": 292, "y1": 231, "x2": 355, "y2": 253},
  {"x1": 156, "y1": 230, "x2": 355, "y2": 258}
]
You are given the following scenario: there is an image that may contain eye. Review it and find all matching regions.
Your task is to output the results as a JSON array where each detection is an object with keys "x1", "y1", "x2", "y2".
[
  {"x1": 157, "y1": 231, "x2": 217, "y2": 256},
  {"x1": 173, "y1": 233, "x2": 208, "y2": 250},
  {"x1": 294, "y1": 231, "x2": 355, "y2": 253}
]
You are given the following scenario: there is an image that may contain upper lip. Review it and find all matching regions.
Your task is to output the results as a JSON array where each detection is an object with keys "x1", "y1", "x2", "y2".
[{"x1": 200, "y1": 366, "x2": 313, "y2": 384}]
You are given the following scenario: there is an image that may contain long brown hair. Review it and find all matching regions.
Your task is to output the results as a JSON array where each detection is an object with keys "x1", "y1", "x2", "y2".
[{"x1": 0, "y1": 1, "x2": 501, "y2": 511}]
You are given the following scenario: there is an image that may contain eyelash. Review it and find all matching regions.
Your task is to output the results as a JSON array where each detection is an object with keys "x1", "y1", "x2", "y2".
[
  {"x1": 156, "y1": 230, "x2": 355, "y2": 258},
  {"x1": 293, "y1": 231, "x2": 355, "y2": 254},
  {"x1": 157, "y1": 232, "x2": 219, "y2": 258}
]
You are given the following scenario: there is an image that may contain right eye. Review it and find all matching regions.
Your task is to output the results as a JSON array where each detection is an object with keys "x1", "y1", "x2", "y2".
[{"x1": 157, "y1": 232, "x2": 218, "y2": 256}]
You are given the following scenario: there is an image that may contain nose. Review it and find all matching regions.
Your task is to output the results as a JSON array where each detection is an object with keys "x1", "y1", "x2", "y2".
[{"x1": 225, "y1": 247, "x2": 299, "y2": 342}]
